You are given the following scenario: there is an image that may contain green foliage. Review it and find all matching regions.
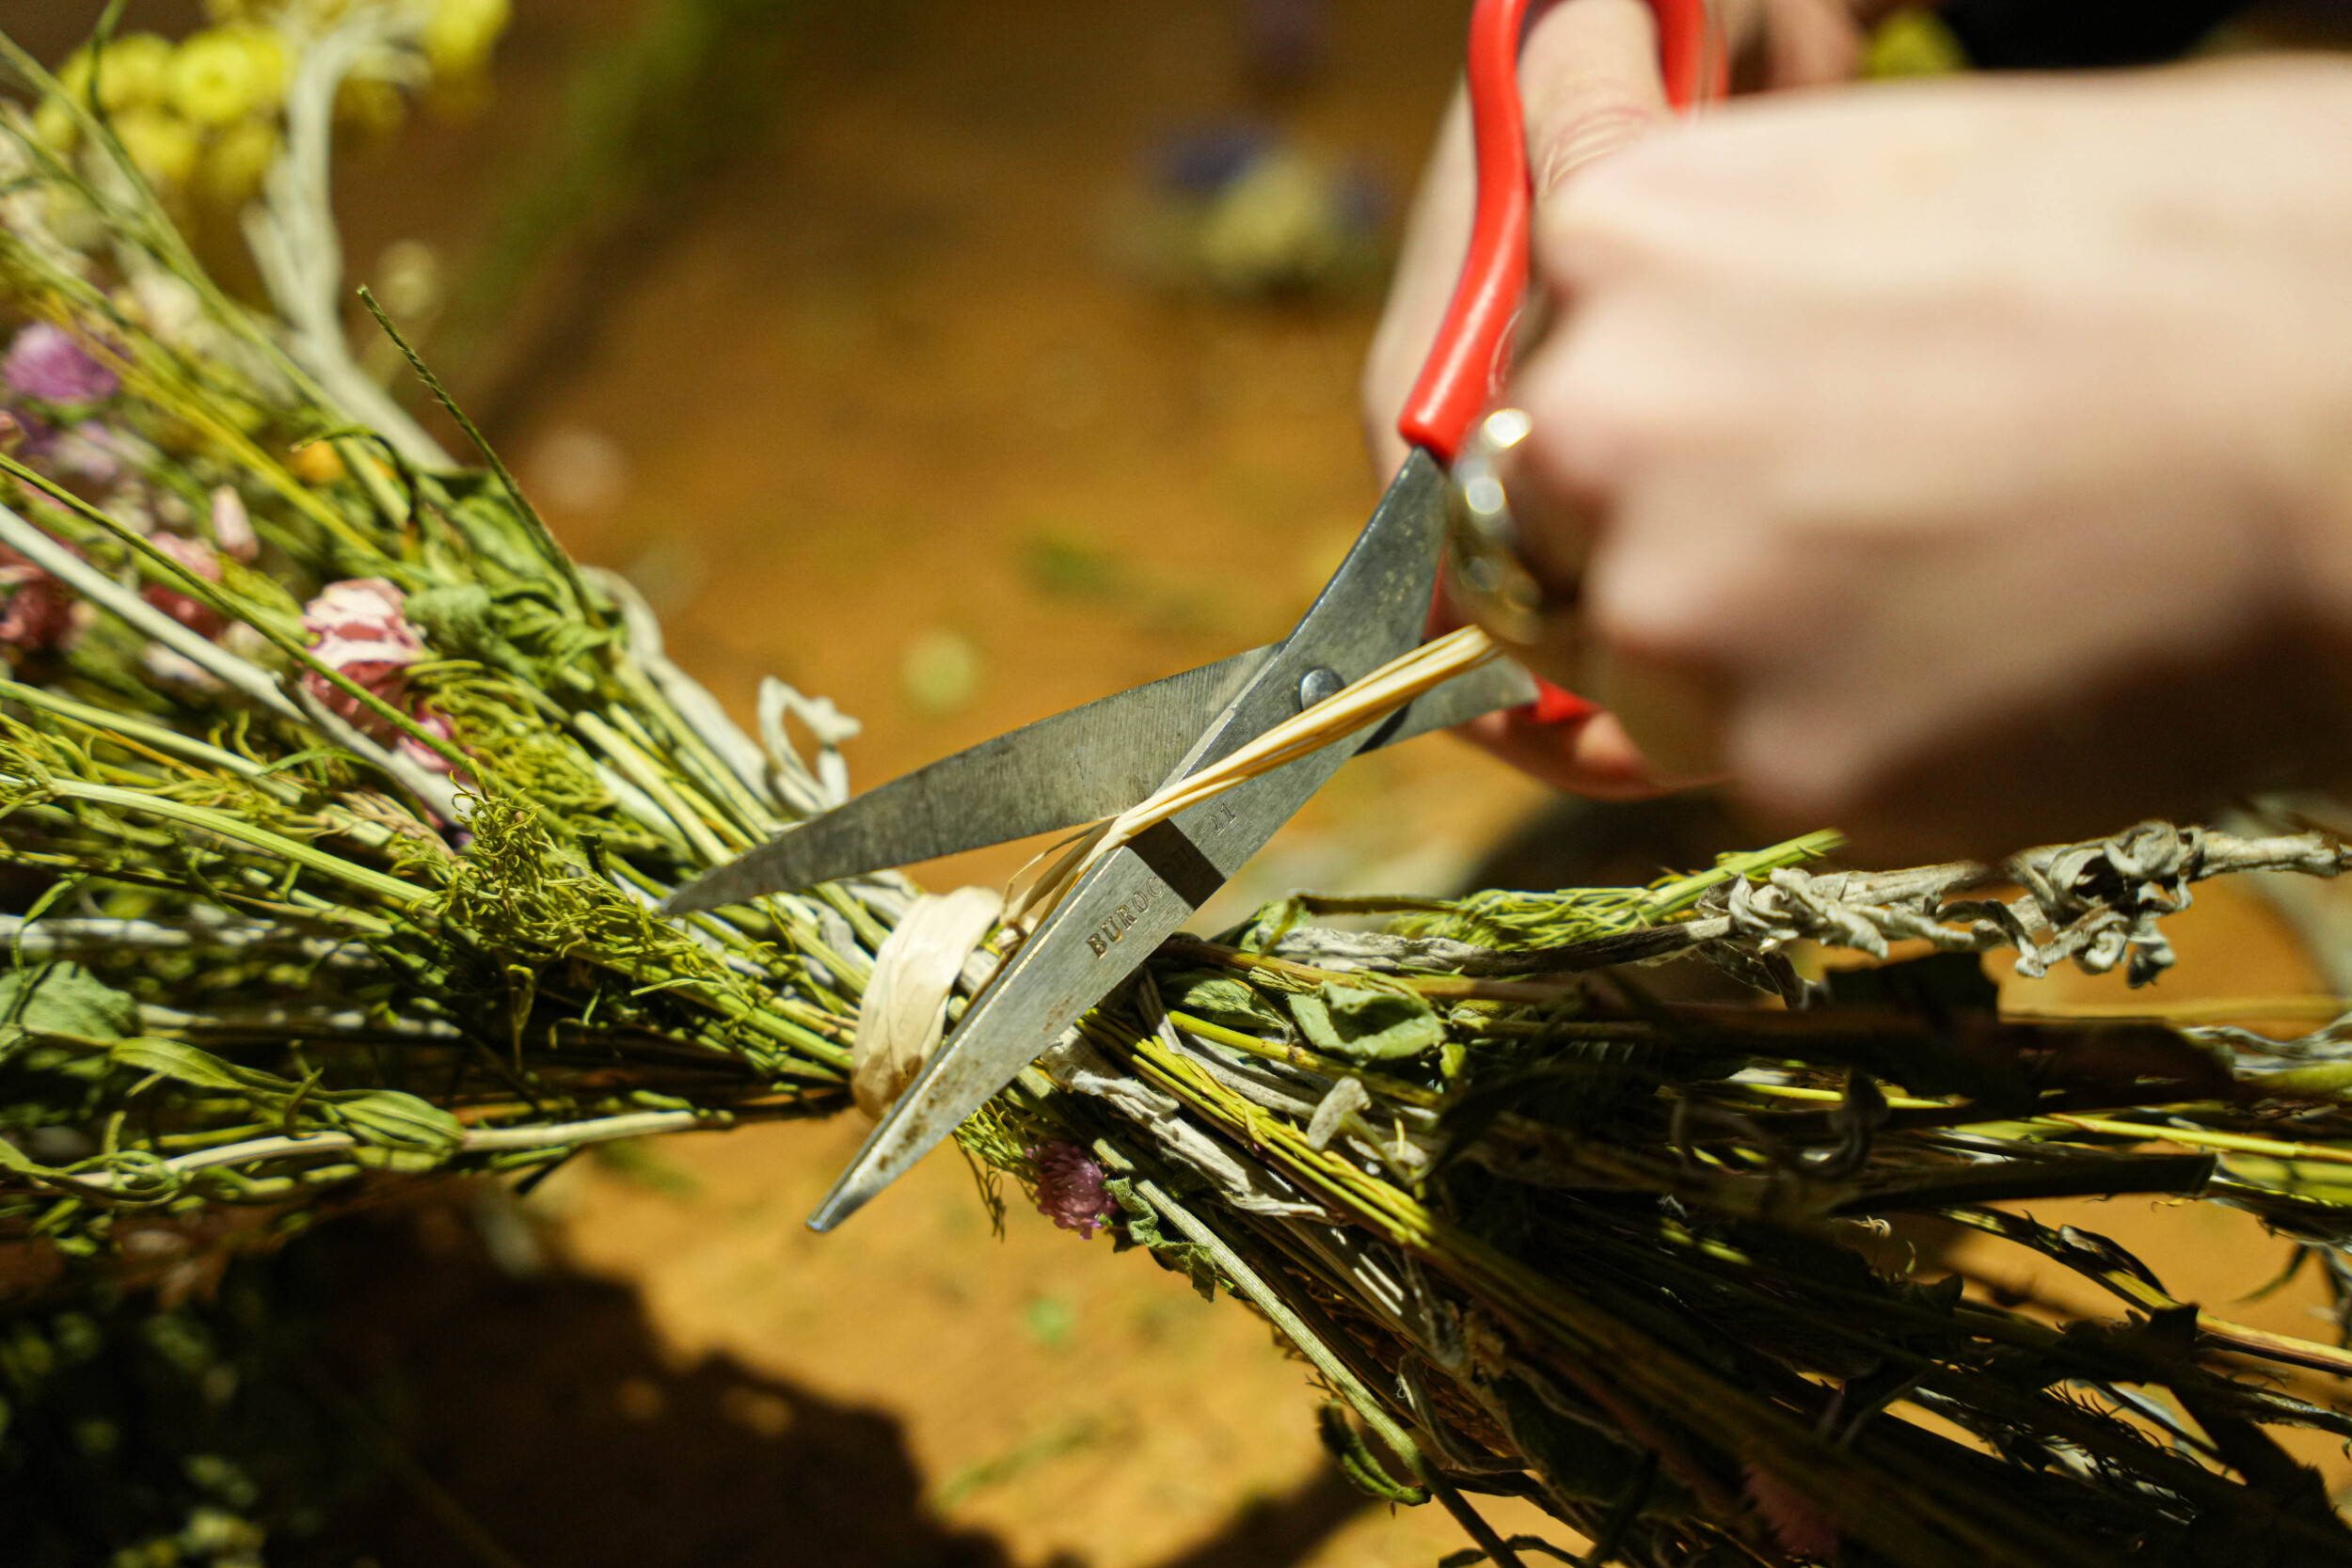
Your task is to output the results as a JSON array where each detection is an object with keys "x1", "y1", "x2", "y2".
[
  {"x1": 1287, "y1": 982, "x2": 1442, "y2": 1061},
  {"x1": 1316, "y1": 1402, "x2": 1427, "y2": 1505},
  {"x1": 1158, "y1": 969, "x2": 1290, "y2": 1037},
  {"x1": 0, "y1": 963, "x2": 139, "y2": 1050},
  {"x1": 1393, "y1": 831, "x2": 1842, "y2": 947}
]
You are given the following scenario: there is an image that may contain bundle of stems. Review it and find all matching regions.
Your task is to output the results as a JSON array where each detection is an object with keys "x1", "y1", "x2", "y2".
[{"x1": 11, "y1": 12, "x2": 2352, "y2": 1567}]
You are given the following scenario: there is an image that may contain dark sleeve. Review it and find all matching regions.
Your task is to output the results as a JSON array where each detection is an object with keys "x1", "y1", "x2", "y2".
[{"x1": 1937, "y1": 0, "x2": 2249, "y2": 68}]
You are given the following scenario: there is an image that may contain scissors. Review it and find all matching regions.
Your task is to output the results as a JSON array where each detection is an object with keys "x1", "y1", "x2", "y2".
[{"x1": 665, "y1": 0, "x2": 1722, "y2": 1230}]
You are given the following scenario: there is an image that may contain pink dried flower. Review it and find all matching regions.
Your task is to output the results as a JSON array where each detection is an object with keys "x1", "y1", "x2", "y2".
[
  {"x1": 210, "y1": 486, "x2": 258, "y2": 562},
  {"x1": 301, "y1": 577, "x2": 423, "y2": 721},
  {"x1": 303, "y1": 578, "x2": 424, "y2": 668},
  {"x1": 396, "y1": 705, "x2": 458, "y2": 777},
  {"x1": 3, "y1": 324, "x2": 118, "y2": 404},
  {"x1": 300, "y1": 578, "x2": 456, "y2": 775},
  {"x1": 1031, "y1": 1140, "x2": 1119, "y2": 1239},
  {"x1": 139, "y1": 532, "x2": 226, "y2": 637},
  {"x1": 0, "y1": 548, "x2": 71, "y2": 657},
  {"x1": 1743, "y1": 1462, "x2": 1839, "y2": 1563}
]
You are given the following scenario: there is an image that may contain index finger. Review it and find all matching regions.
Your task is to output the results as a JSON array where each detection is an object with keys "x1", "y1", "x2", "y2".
[
  {"x1": 1361, "y1": 0, "x2": 1677, "y2": 480},
  {"x1": 1521, "y1": 0, "x2": 1677, "y2": 203}
]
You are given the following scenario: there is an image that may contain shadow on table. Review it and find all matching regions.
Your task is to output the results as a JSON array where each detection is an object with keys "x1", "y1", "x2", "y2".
[{"x1": 291, "y1": 1196, "x2": 1369, "y2": 1568}]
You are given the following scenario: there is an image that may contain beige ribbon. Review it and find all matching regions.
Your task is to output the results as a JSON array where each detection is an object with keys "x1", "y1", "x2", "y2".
[
  {"x1": 849, "y1": 884, "x2": 1005, "y2": 1119},
  {"x1": 849, "y1": 626, "x2": 1502, "y2": 1116}
]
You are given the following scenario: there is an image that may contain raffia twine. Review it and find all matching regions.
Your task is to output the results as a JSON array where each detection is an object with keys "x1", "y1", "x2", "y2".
[{"x1": 850, "y1": 626, "x2": 1504, "y2": 1117}]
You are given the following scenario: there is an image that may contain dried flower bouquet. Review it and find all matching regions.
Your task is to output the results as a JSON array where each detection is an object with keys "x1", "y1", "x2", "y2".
[{"x1": 10, "y1": 11, "x2": 2352, "y2": 1568}]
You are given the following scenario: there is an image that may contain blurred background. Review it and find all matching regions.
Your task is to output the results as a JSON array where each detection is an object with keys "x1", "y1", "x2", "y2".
[{"x1": 7, "y1": 1, "x2": 2352, "y2": 1563}]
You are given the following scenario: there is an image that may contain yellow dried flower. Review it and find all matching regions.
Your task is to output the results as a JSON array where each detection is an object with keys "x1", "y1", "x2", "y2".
[
  {"x1": 167, "y1": 25, "x2": 292, "y2": 127},
  {"x1": 32, "y1": 96, "x2": 77, "y2": 153},
  {"x1": 111, "y1": 107, "x2": 203, "y2": 189},
  {"x1": 198, "y1": 118, "x2": 282, "y2": 209},
  {"x1": 57, "y1": 34, "x2": 177, "y2": 114},
  {"x1": 289, "y1": 440, "x2": 347, "y2": 484},
  {"x1": 1865, "y1": 8, "x2": 1968, "y2": 78},
  {"x1": 421, "y1": 0, "x2": 511, "y2": 79}
]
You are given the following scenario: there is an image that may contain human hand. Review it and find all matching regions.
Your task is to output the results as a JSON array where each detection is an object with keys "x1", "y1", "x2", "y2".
[
  {"x1": 1366, "y1": 0, "x2": 1879, "y2": 799},
  {"x1": 1499, "y1": 59, "x2": 2352, "y2": 862}
]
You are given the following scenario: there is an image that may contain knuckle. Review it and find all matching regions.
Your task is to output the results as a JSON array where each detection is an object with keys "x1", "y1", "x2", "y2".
[
  {"x1": 1529, "y1": 95, "x2": 1661, "y2": 199},
  {"x1": 1536, "y1": 137, "x2": 1697, "y2": 278},
  {"x1": 1583, "y1": 543, "x2": 1735, "y2": 666},
  {"x1": 1515, "y1": 344, "x2": 1672, "y2": 499}
]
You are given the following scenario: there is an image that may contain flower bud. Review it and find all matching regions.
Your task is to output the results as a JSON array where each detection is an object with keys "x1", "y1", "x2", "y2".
[
  {"x1": 421, "y1": 0, "x2": 511, "y2": 79},
  {"x1": 289, "y1": 440, "x2": 346, "y2": 484},
  {"x1": 209, "y1": 486, "x2": 258, "y2": 562},
  {"x1": 3, "y1": 324, "x2": 119, "y2": 405},
  {"x1": 33, "y1": 96, "x2": 77, "y2": 153},
  {"x1": 141, "y1": 532, "x2": 228, "y2": 638},
  {"x1": 67, "y1": 35, "x2": 177, "y2": 113},
  {"x1": 0, "y1": 549, "x2": 72, "y2": 658},
  {"x1": 110, "y1": 107, "x2": 203, "y2": 190},
  {"x1": 168, "y1": 25, "x2": 291, "y2": 127},
  {"x1": 1030, "y1": 1141, "x2": 1120, "y2": 1239},
  {"x1": 197, "y1": 118, "x2": 280, "y2": 209}
]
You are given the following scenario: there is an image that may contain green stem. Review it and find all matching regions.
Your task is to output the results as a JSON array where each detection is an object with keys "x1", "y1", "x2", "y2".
[
  {"x1": 1633, "y1": 829, "x2": 1846, "y2": 921},
  {"x1": 1134, "y1": 1178, "x2": 1432, "y2": 1472},
  {"x1": 15, "y1": 773, "x2": 427, "y2": 909},
  {"x1": 358, "y1": 287, "x2": 604, "y2": 626},
  {"x1": 0, "y1": 679, "x2": 299, "y2": 799},
  {"x1": 0, "y1": 461, "x2": 473, "y2": 779}
]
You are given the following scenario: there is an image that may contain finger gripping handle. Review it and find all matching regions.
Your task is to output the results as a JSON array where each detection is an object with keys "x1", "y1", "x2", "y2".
[{"x1": 1396, "y1": 0, "x2": 1718, "y2": 466}]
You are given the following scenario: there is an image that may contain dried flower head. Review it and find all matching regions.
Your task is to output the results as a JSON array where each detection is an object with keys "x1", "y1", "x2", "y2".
[
  {"x1": 297, "y1": 579, "x2": 460, "y2": 779},
  {"x1": 302, "y1": 575, "x2": 424, "y2": 717},
  {"x1": 303, "y1": 577, "x2": 423, "y2": 674},
  {"x1": 3, "y1": 323, "x2": 118, "y2": 404},
  {"x1": 209, "y1": 485, "x2": 258, "y2": 562},
  {"x1": 0, "y1": 547, "x2": 72, "y2": 657},
  {"x1": 1030, "y1": 1140, "x2": 1119, "y2": 1240}
]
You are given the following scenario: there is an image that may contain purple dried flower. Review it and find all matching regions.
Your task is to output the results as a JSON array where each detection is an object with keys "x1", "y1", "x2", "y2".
[
  {"x1": 1031, "y1": 1140, "x2": 1119, "y2": 1240},
  {"x1": 16, "y1": 420, "x2": 129, "y2": 484},
  {"x1": 3, "y1": 324, "x2": 118, "y2": 404}
]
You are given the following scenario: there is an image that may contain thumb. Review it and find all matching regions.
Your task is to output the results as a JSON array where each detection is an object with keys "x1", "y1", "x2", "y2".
[{"x1": 1520, "y1": 0, "x2": 1674, "y2": 203}]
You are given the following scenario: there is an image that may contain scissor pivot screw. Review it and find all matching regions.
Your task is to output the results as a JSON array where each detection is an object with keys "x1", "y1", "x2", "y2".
[{"x1": 1298, "y1": 667, "x2": 1344, "y2": 709}]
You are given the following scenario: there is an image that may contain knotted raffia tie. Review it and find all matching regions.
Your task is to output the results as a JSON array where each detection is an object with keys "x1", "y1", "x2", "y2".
[{"x1": 849, "y1": 626, "x2": 1507, "y2": 1118}]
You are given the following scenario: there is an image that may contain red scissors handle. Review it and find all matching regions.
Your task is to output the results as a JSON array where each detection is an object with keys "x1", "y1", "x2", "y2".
[
  {"x1": 1401, "y1": 0, "x2": 1720, "y2": 462},
  {"x1": 1404, "y1": 0, "x2": 1722, "y2": 726}
]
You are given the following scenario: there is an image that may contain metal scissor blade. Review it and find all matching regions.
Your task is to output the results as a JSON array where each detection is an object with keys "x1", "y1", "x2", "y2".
[
  {"x1": 661, "y1": 645, "x2": 1273, "y2": 913},
  {"x1": 669, "y1": 452, "x2": 1525, "y2": 912},
  {"x1": 665, "y1": 653, "x2": 1535, "y2": 911},
  {"x1": 807, "y1": 710, "x2": 1387, "y2": 1231},
  {"x1": 808, "y1": 451, "x2": 1454, "y2": 1230}
]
